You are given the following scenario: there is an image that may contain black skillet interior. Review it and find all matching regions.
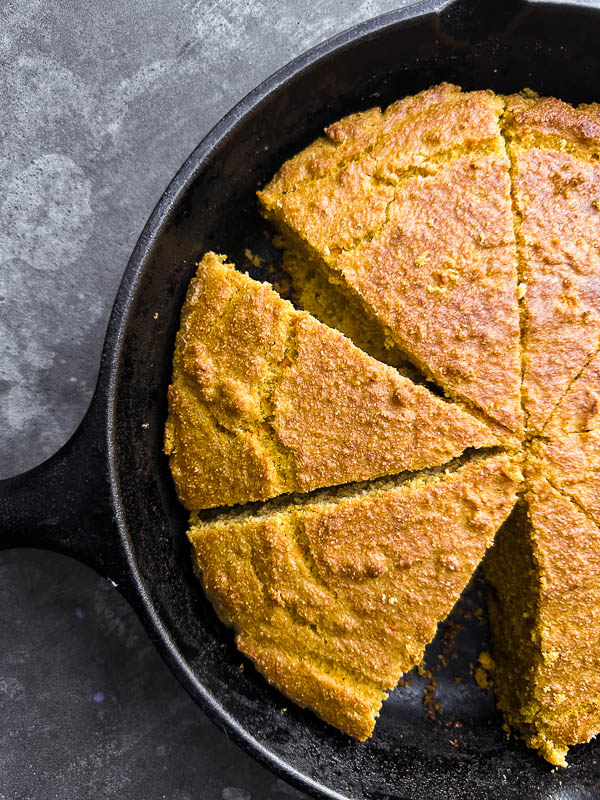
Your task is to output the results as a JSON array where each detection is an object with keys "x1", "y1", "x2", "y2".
[{"x1": 41, "y1": 1, "x2": 600, "y2": 798}]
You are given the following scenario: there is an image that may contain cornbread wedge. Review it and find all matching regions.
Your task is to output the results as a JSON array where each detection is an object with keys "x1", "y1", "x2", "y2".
[
  {"x1": 190, "y1": 453, "x2": 522, "y2": 739},
  {"x1": 259, "y1": 84, "x2": 523, "y2": 438},
  {"x1": 164, "y1": 252, "x2": 500, "y2": 510},
  {"x1": 486, "y1": 477, "x2": 600, "y2": 767},
  {"x1": 502, "y1": 93, "x2": 600, "y2": 435}
]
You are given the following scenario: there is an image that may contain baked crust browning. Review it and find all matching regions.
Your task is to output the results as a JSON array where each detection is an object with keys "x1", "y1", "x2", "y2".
[
  {"x1": 532, "y1": 431, "x2": 600, "y2": 526},
  {"x1": 503, "y1": 94, "x2": 600, "y2": 435},
  {"x1": 165, "y1": 84, "x2": 600, "y2": 761},
  {"x1": 486, "y1": 477, "x2": 600, "y2": 766},
  {"x1": 260, "y1": 86, "x2": 523, "y2": 436},
  {"x1": 165, "y1": 253, "x2": 499, "y2": 509},
  {"x1": 262, "y1": 83, "x2": 504, "y2": 200},
  {"x1": 190, "y1": 454, "x2": 521, "y2": 739},
  {"x1": 271, "y1": 313, "x2": 498, "y2": 491},
  {"x1": 334, "y1": 152, "x2": 522, "y2": 435},
  {"x1": 544, "y1": 347, "x2": 600, "y2": 435}
]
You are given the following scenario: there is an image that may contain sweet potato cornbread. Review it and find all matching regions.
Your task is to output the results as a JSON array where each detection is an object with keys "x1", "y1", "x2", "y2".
[
  {"x1": 189, "y1": 453, "x2": 521, "y2": 740},
  {"x1": 166, "y1": 84, "x2": 600, "y2": 764}
]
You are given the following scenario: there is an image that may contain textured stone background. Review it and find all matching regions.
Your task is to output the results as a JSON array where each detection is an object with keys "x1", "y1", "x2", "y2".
[{"x1": 0, "y1": 1, "x2": 409, "y2": 798}]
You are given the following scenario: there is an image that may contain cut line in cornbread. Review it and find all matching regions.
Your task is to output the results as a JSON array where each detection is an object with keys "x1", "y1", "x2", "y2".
[
  {"x1": 190, "y1": 452, "x2": 522, "y2": 739},
  {"x1": 502, "y1": 93, "x2": 600, "y2": 435},
  {"x1": 259, "y1": 83, "x2": 523, "y2": 438},
  {"x1": 531, "y1": 431, "x2": 600, "y2": 527},
  {"x1": 544, "y1": 347, "x2": 600, "y2": 436},
  {"x1": 164, "y1": 252, "x2": 501, "y2": 510}
]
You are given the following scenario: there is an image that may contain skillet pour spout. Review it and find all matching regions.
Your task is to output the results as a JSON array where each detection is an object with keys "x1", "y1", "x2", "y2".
[{"x1": 2, "y1": 0, "x2": 600, "y2": 797}]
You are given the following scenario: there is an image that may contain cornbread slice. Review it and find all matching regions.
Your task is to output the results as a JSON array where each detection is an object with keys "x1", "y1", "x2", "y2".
[
  {"x1": 259, "y1": 84, "x2": 523, "y2": 437},
  {"x1": 190, "y1": 453, "x2": 522, "y2": 739},
  {"x1": 164, "y1": 252, "x2": 499, "y2": 510},
  {"x1": 544, "y1": 347, "x2": 600, "y2": 435},
  {"x1": 277, "y1": 241, "x2": 419, "y2": 376},
  {"x1": 532, "y1": 432, "x2": 600, "y2": 526},
  {"x1": 502, "y1": 93, "x2": 600, "y2": 434},
  {"x1": 486, "y1": 478, "x2": 600, "y2": 766}
]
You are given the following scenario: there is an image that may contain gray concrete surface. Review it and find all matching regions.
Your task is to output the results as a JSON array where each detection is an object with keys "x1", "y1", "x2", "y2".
[{"x1": 0, "y1": 1, "x2": 411, "y2": 798}]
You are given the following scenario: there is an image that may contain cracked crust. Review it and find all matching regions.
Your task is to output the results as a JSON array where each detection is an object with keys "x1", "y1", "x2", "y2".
[
  {"x1": 164, "y1": 252, "x2": 500, "y2": 509},
  {"x1": 259, "y1": 85, "x2": 523, "y2": 436},
  {"x1": 189, "y1": 453, "x2": 521, "y2": 739}
]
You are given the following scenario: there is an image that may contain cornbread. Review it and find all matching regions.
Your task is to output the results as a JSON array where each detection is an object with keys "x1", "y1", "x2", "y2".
[
  {"x1": 502, "y1": 94, "x2": 600, "y2": 435},
  {"x1": 190, "y1": 453, "x2": 521, "y2": 739},
  {"x1": 165, "y1": 83, "x2": 600, "y2": 763},
  {"x1": 486, "y1": 476, "x2": 600, "y2": 767},
  {"x1": 532, "y1": 432, "x2": 600, "y2": 526},
  {"x1": 164, "y1": 252, "x2": 499, "y2": 510},
  {"x1": 259, "y1": 84, "x2": 523, "y2": 438},
  {"x1": 276, "y1": 241, "x2": 419, "y2": 376},
  {"x1": 544, "y1": 347, "x2": 600, "y2": 435}
]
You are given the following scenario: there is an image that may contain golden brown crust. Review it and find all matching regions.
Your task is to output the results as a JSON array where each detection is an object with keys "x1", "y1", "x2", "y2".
[
  {"x1": 268, "y1": 157, "x2": 394, "y2": 256},
  {"x1": 504, "y1": 93, "x2": 600, "y2": 156},
  {"x1": 259, "y1": 87, "x2": 523, "y2": 435},
  {"x1": 165, "y1": 385, "x2": 289, "y2": 510},
  {"x1": 544, "y1": 348, "x2": 600, "y2": 435},
  {"x1": 261, "y1": 84, "x2": 502, "y2": 200},
  {"x1": 190, "y1": 454, "x2": 521, "y2": 739},
  {"x1": 503, "y1": 94, "x2": 600, "y2": 435},
  {"x1": 164, "y1": 252, "x2": 296, "y2": 509},
  {"x1": 165, "y1": 252, "x2": 500, "y2": 509},
  {"x1": 525, "y1": 479, "x2": 600, "y2": 762},
  {"x1": 334, "y1": 152, "x2": 522, "y2": 434},
  {"x1": 276, "y1": 241, "x2": 418, "y2": 374},
  {"x1": 237, "y1": 636, "x2": 385, "y2": 741},
  {"x1": 272, "y1": 314, "x2": 498, "y2": 491},
  {"x1": 532, "y1": 431, "x2": 600, "y2": 526}
]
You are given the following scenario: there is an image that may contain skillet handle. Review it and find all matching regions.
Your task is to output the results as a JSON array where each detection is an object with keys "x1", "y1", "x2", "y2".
[{"x1": 0, "y1": 390, "x2": 131, "y2": 588}]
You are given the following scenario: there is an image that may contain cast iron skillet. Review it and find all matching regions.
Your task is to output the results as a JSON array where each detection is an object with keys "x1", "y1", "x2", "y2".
[{"x1": 2, "y1": 0, "x2": 600, "y2": 797}]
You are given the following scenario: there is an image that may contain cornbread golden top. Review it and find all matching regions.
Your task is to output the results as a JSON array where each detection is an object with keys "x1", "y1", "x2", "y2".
[
  {"x1": 189, "y1": 454, "x2": 521, "y2": 740},
  {"x1": 259, "y1": 83, "x2": 523, "y2": 437},
  {"x1": 164, "y1": 83, "x2": 600, "y2": 765},
  {"x1": 502, "y1": 94, "x2": 600, "y2": 435},
  {"x1": 164, "y1": 252, "x2": 498, "y2": 510},
  {"x1": 531, "y1": 432, "x2": 600, "y2": 526}
]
